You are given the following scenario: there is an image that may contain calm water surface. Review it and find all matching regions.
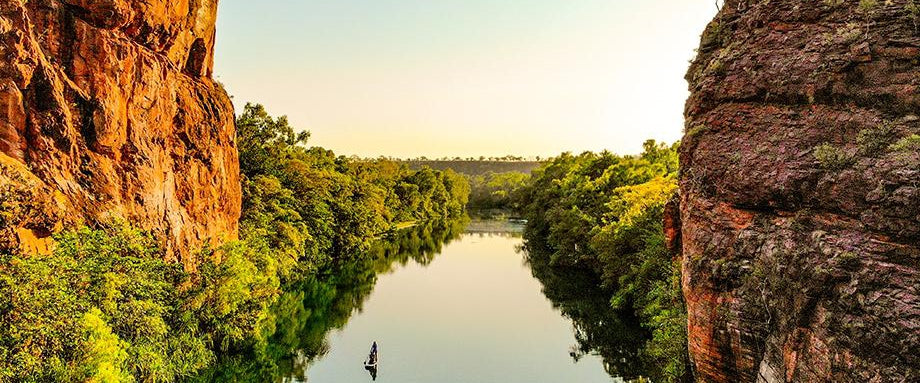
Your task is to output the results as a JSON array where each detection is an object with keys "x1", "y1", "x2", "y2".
[{"x1": 285, "y1": 220, "x2": 641, "y2": 382}]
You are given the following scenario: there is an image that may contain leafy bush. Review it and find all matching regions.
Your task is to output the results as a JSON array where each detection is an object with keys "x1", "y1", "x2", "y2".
[
  {"x1": 856, "y1": 122, "x2": 894, "y2": 155},
  {"x1": 889, "y1": 134, "x2": 920, "y2": 151},
  {"x1": 70, "y1": 309, "x2": 133, "y2": 383},
  {"x1": 813, "y1": 143, "x2": 852, "y2": 170}
]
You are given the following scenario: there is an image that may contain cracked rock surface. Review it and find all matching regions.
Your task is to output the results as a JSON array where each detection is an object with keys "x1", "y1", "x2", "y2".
[
  {"x1": 0, "y1": 0, "x2": 239, "y2": 265},
  {"x1": 676, "y1": 0, "x2": 920, "y2": 381}
]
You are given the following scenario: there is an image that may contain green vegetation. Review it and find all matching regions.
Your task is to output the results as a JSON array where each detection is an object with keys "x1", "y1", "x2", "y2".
[
  {"x1": 518, "y1": 140, "x2": 690, "y2": 382},
  {"x1": 889, "y1": 134, "x2": 920, "y2": 151},
  {"x1": 907, "y1": 0, "x2": 920, "y2": 30},
  {"x1": 859, "y1": 0, "x2": 879, "y2": 35},
  {"x1": 236, "y1": 103, "x2": 468, "y2": 270},
  {"x1": 813, "y1": 143, "x2": 852, "y2": 170},
  {"x1": 0, "y1": 104, "x2": 470, "y2": 382},
  {"x1": 685, "y1": 124, "x2": 707, "y2": 137},
  {"x1": 856, "y1": 122, "x2": 894, "y2": 155},
  {"x1": 0, "y1": 224, "x2": 261, "y2": 381},
  {"x1": 524, "y1": 240, "x2": 649, "y2": 379},
  {"x1": 700, "y1": 19, "x2": 730, "y2": 50},
  {"x1": 859, "y1": 0, "x2": 879, "y2": 13},
  {"x1": 404, "y1": 158, "x2": 537, "y2": 215},
  {"x1": 836, "y1": 23, "x2": 863, "y2": 44},
  {"x1": 405, "y1": 159, "x2": 541, "y2": 176},
  {"x1": 466, "y1": 171, "x2": 530, "y2": 211},
  {"x1": 189, "y1": 219, "x2": 467, "y2": 381}
]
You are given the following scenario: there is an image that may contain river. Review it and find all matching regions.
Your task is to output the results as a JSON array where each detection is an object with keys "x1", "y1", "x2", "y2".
[{"x1": 192, "y1": 219, "x2": 651, "y2": 382}]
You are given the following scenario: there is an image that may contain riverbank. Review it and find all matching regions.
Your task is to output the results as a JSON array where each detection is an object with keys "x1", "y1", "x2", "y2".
[{"x1": 516, "y1": 142, "x2": 691, "y2": 383}]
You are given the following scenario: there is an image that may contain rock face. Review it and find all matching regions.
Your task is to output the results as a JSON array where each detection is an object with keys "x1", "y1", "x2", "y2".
[
  {"x1": 679, "y1": 1, "x2": 920, "y2": 381},
  {"x1": 0, "y1": 0, "x2": 239, "y2": 265}
]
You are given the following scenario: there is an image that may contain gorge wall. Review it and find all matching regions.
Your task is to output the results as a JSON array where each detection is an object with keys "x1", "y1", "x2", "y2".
[
  {"x1": 0, "y1": 0, "x2": 239, "y2": 265},
  {"x1": 678, "y1": 0, "x2": 920, "y2": 381}
]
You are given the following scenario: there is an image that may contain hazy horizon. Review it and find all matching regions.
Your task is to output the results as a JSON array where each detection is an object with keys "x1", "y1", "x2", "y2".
[{"x1": 214, "y1": 1, "x2": 717, "y2": 158}]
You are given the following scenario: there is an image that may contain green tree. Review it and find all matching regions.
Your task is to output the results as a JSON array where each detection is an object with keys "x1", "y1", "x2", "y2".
[{"x1": 517, "y1": 141, "x2": 690, "y2": 382}]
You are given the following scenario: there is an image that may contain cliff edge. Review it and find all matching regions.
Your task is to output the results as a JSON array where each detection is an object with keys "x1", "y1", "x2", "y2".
[
  {"x1": 0, "y1": 0, "x2": 239, "y2": 265},
  {"x1": 679, "y1": 0, "x2": 920, "y2": 381}
]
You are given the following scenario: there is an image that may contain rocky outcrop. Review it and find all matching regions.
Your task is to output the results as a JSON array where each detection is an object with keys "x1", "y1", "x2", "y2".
[
  {"x1": 0, "y1": 0, "x2": 239, "y2": 265},
  {"x1": 679, "y1": 0, "x2": 920, "y2": 381}
]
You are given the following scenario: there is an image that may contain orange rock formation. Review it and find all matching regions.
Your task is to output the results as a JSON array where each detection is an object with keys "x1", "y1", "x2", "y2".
[{"x1": 0, "y1": 0, "x2": 239, "y2": 266}]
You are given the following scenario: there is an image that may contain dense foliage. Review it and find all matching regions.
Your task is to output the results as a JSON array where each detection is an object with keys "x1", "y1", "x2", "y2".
[
  {"x1": 236, "y1": 103, "x2": 469, "y2": 273},
  {"x1": 0, "y1": 104, "x2": 470, "y2": 382},
  {"x1": 465, "y1": 171, "x2": 530, "y2": 211},
  {"x1": 518, "y1": 140, "x2": 690, "y2": 382},
  {"x1": 0, "y1": 225, "x2": 276, "y2": 382}
]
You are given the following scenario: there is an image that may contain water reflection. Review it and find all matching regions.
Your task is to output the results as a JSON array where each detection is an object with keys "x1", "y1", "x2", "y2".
[
  {"x1": 188, "y1": 218, "x2": 467, "y2": 382},
  {"x1": 191, "y1": 218, "x2": 655, "y2": 382},
  {"x1": 365, "y1": 365, "x2": 377, "y2": 380},
  {"x1": 521, "y1": 239, "x2": 652, "y2": 381},
  {"x1": 303, "y1": 221, "x2": 621, "y2": 383},
  {"x1": 464, "y1": 218, "x2": 524, "y2": 237}
]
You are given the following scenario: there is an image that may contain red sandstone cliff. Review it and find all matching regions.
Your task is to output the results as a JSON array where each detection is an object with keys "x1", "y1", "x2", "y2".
[
  {"x1": 679, "y1": 1, "x2": 920, "y2": 381},
  {"x1": 0, "y1": 0, "x2": 239, "y2": 265}
]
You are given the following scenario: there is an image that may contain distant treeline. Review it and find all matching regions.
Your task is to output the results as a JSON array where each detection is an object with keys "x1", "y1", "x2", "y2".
[
  {"x1": 390, "y1": 155, "x2": 538, "y2": 162},
  {"x1": 405, "y1": 160, "x2": 541, "y2": 176},
  {"x1": 466, "y1": 171, "x2": 529, "y2": 211},
  {"x1": 403, "y1": 160, "x2": 539, "y2": 212}
]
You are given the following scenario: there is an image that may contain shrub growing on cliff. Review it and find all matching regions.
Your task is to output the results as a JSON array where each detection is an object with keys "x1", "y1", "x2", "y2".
[
  {"x1": 685, "y1": 124, "x2": 707, "y2": 138},
  {"x1": 908, "y1": 0, "x2": 920, "y2": 31},
  {"x1": 856, "y1": 122, "x2": 894, "y2": 155},
  {"x1": 889, "y1": 134, "x2": 920, "y2": 151},
  {"x1": 813, "y1": 143, "x2": 852, "y2": 170},
  {"x1": 859, "y1": 0, "x2": 879, "y2": 13},
  {"x1": 859, "y1": 0, "x2": 879, "y2": 35}
]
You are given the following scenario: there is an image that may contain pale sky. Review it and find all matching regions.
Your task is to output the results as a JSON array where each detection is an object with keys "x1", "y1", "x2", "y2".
[{"x1": 214, "y1": 0, "x2": 718, "y2": 158}]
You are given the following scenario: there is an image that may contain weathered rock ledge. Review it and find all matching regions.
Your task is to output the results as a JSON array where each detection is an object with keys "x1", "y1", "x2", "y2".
[{"x1": 678, "y1": 0, "x2": 920, "y2": 381}]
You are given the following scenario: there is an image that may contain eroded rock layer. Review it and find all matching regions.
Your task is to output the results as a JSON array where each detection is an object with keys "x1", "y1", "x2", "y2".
[
  {"x1": 679, "y1": 1, "x2": 920, "y2": 382},
  {"x1": 0, "y1": 0, "x2": 239, "y2": 265}
]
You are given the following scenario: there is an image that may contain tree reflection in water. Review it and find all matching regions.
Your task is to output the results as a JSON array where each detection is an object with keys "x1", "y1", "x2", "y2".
[
  {"x1": 463, "y1": 217, "x2": 524, "y2": 238},
  {"x1": 191, "y1": 218, "x2": 659, "y2": 383},
  {"x1": 188, "y1": 218, "x2": 468, "y2": 383},
  {"x1": 520, "y1": 239, "x2": 654, "y2": 382}
]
